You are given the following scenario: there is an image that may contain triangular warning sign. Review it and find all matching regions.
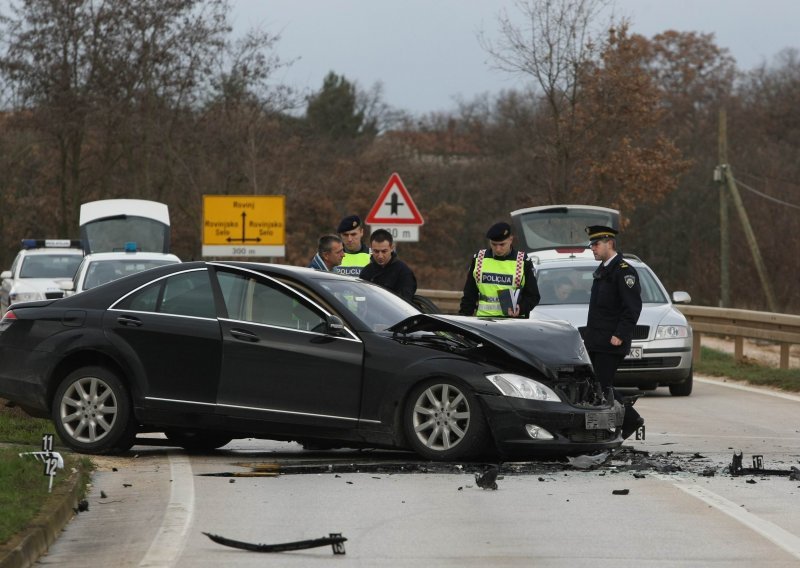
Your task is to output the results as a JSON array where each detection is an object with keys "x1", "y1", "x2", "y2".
[{"x1": 365, "y1": 173, "x2": 424, "y2": 225}]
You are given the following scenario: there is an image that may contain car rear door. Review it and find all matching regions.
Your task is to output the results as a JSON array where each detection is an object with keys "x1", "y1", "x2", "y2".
[{"x1": 212, "y1": 267, "x2": 363, "y2": 430}]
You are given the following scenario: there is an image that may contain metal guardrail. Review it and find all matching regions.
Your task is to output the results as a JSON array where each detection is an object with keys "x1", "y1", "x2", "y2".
[{"x1": 417, "y1": 289, "x2": 800, "y2": 370}]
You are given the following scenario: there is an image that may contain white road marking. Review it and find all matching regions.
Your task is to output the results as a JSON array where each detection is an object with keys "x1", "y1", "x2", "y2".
[
  {"x1": 657, "y1": 476, "x2": 800, "y2": 561},
  {"x1": 138, "y1": 453, "x2": 195, "y2": 567},
  {"x1": 696, "y1": 376, "x2": 800, "y2": 402}
]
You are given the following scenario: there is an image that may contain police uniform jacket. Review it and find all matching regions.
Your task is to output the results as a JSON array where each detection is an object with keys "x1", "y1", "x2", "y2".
[
  {"x1": 358, "y1": 252, "x2": 417, "y2": 302},
  {"x1": 458, "y1": 248, "x2": 540, "y2": 317},
  {"x1": 582, "y1": 253, "x2": 642, "y2": 354},
  {"x1": 334, "y1": 244, "x2": 371, "y2": 277}
]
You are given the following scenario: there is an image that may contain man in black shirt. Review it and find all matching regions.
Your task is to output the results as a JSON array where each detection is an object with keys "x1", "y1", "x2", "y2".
[{"x1": 358, "y1": 229, "x2": 417, "y2": 302}]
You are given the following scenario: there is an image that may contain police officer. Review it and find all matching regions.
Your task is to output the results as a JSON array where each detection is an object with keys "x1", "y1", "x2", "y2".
[
  {"x1": 334, "y1": 215, "x2": 371, "y2": 277},
  {"x1": 459, "y1": 221, "x2": 540, "y2": 317},
  {"x1": 582, "y1": 225, "x2": 644, "y2": 439}
]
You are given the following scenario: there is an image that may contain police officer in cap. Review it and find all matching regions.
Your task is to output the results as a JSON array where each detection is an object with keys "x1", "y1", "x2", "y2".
[
  {"x1": 334, "y1": 215, "x2": 371, "y2": 276},
  {"x1": 582, "y1": 225, "x2": 644, "y2": 439},
  {"x1": 459, "y1": 221, "x2": 540, "y2": 317}
]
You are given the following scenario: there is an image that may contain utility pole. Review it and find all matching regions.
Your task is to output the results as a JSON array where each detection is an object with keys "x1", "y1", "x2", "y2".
[
  {"x1": 715, "y1": 110, "x2": 778, "y2": 312},
  {"x1": 717, "y1": 109, "x2": 730, "y2": 308}
]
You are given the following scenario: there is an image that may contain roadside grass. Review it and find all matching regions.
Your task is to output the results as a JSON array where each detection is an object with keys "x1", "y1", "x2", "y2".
[
  {"x1": 0, "y1": 402, "x2": 91, "y2": 545},
  {"x1": 695, "y1": 346, "x2": 800, "y2": 392}
]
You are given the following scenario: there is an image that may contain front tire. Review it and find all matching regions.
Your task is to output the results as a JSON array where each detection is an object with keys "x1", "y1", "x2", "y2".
[
  {"x1": 669, "y1": 368, "x2": 693, "y2": 396},
  {"x1": 403, "y1": 379, "x2": 491, "y2": 461},
  {"x1": 52, "y1": 366, "x2": 136, "y2": 454}
]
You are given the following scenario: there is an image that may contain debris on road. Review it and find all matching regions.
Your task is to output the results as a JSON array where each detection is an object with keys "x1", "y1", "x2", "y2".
[
  {"x1": 475, "y1": 466, "x2": 499, "y2": 490},
  {"x1": 612, "y1": 489, "x2": 629, "y2": 495},
  {"x1": 729, "y1": 451, "x2": 799, "y2": 478},
  {"x1": 203, "y1": 532, "x2": 347, "y2": 554},
  {"x1": 567, "y1": 451, "x2": 610, "y2": 469}
]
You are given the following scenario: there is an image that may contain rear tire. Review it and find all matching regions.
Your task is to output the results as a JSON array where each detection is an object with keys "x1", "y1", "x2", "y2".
[
  {"x1": 669, "y1": 368, "x2": 693, "y2": 397},
  {"x1": 52, "y1": 366, "x2": 136, "y2": 454},
  {"x1": 165, "y1": 429, "x2": 233, "y2": 451},
  {"x1": 403, "y1": 378, "x2": 491, "y2": 461}
]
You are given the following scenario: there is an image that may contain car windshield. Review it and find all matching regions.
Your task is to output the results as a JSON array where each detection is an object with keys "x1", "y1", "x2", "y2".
[
  {"x1": 317, "y1": 279, "x2": 419, "y2": 331},
  {"x1": 84, "y1": 259, "x2": 177, "y2": 290},
  {"x1": 20, "y1": 254, "x2": 83, "y2": 279},
  {"x1": 536, "y1": 265, "x2": 668, "y2": 305}
]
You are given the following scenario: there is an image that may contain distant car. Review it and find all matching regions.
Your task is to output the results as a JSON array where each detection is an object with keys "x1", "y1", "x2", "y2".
[
  {"x1": 63, "y1": 248, "x2": 181, "y2": 295},
  {"x1": 0, "y1": 239, "x2": 84, "y2": 315},
  {"x1": 0, "y1": 262, "x2": 624, "y2": 459},
  {"x1": 511, "y1": 204, "x2": 694, "y2": 396}
]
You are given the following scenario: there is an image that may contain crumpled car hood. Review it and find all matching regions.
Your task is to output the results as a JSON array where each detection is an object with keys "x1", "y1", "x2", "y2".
[{"x1": 388, "y1": 314, "x2": 591, "y2": 379}]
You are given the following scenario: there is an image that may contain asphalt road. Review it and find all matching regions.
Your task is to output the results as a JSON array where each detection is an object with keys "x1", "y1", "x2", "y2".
[{"x1": 35, "y1": 376, "x2": 800, "y2": 567}]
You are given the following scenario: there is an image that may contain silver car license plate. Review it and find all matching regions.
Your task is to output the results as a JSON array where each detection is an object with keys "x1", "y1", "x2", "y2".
[
  {"x1": 626, "y1": 347, "x2": 642, "y2": 360},
  {"x1": 585, "y1": 412, "x2": 616, "y2": 430}
]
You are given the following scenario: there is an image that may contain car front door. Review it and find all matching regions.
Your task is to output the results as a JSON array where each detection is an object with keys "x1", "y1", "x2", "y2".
[{"x1": 213, "y1": 268, "x2": 363, "y2": 430}]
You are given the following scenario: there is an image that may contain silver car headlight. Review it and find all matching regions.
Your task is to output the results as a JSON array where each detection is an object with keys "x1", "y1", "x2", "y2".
[
  {"x1": 655, "y1": 325, "x2": 689, "y2": 339},
  {"x1": 486, "y1": 373, "x2": 561, "y2": 402}
]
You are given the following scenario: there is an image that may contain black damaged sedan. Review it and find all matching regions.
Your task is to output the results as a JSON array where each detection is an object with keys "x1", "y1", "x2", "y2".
[{"x1": 0, "y1": 262, "x2": 623, "y2": 460}]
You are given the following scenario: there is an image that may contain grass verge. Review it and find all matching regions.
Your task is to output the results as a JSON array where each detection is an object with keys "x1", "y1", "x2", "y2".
[
  {"x1": 0, "y1": 401, "x2": 92, "y2": 545},
  {"x1": 695, "y1": 346, "x2": 800, "y2": 392}
]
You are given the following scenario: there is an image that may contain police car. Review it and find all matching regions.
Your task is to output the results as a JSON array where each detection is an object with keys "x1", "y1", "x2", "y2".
[
  {"x1": 0, "y1": 239, "x2": 84, "y2": 315},
  {"x1": 511, "y1": 205, "x2": 694, "y2": 396},
  {"x1": 60, "y1": 199, "x2": 180, "y2": 295},
  {"x1": 63, "y1": 246, "x2": 181, "y2": 295}
]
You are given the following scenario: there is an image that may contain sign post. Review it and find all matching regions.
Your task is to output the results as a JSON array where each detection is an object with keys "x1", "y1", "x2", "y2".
[
  {"x1": 365, "y1": 173, "x2": 424, "y2": 242},
  {"x1": 202, "y1": 195, "x2": 285, "y2": 257}
]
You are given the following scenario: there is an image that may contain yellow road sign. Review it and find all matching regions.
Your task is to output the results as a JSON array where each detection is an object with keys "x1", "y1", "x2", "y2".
[{"x1": 202, "y1": 195, "x2": 285, "y2": 257}]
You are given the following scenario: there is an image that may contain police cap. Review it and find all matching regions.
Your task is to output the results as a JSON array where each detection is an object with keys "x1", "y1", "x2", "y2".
[
  {"x1": 586, "y1": 225, "x2": 618, "y2": 243},
  {"x1": 486, "y1": 222, "x2": 512, "y2": 241},
  {"x1": 337, "y1": 215, "x2": 362, "y2": 233}
]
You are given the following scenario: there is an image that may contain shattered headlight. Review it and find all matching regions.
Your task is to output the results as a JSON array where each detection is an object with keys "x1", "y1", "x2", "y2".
[
  {"x1": 486, "y1": 373, "x2": 561, "y2": 402},
  {"x1": 655, "y1": 325, "x2": 689, "y2": 339}
]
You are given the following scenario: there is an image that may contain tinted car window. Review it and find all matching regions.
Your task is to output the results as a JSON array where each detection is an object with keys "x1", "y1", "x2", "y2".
[
  {"x1": 217, "y1": 271, "x2": 326, "y2": 331},
  {"x1": 115, "y1": 269, "x2": 216, "y2": 318},
  {"x1": 537, "y1": 265, "x2": 667, "y2": 305}
]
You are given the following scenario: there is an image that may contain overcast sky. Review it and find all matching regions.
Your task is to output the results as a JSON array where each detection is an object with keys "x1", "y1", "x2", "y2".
[{"x1": 231, "y1": 0, "x2": 800, "y2": 115}]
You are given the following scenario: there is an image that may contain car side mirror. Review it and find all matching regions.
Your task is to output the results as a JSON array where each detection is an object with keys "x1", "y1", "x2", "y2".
[
  {"x1": 326, "y1": 314, "x2": 345, "y2": 335},
  {"x1": 0, "y1": 271, "x2": 11, "y2": 280},
  {"x1": 672, "y1": 291, "x2": 691, "y2": 304},
  {"x1": 59, "y1": 280, "x2": 75, "y2": 292}
]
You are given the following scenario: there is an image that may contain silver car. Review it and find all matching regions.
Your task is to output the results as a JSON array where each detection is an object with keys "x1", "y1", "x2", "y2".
[{"x1": 511, "y1": 205, "x2": 694, "y2": 396}]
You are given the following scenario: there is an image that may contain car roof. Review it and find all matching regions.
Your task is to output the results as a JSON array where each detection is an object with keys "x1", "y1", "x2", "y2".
[
  {"x1": 82, "y1": 252, "x2": 181, "y2": 262},
  {"x1": 19, "y1": 247, "x2": 84, "y2": 257},
  {"x1": 530, "y1": 251, "x2": 647, "y2": 269}
]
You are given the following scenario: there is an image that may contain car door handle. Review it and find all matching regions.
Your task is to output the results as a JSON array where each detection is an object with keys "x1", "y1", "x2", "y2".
[
  {"x1": 230, "y1": 329, "x2": 260, "y2": 342},
  {"x1": 117, "y1": 315, "x2": 142, "y2": 327}
]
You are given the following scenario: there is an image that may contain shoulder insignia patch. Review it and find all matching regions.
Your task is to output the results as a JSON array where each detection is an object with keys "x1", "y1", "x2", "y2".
[{"x1": 624, "y1": 274, "x2": 636, "y2": 288}]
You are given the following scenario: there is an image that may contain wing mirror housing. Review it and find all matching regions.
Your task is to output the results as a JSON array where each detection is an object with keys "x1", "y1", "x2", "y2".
[
  {"x1": 672, "y1": 291, "x2": 691, "y2": 304},
  {"x1": 326, "y1": 314, "x2": 345, "y2": 335}
]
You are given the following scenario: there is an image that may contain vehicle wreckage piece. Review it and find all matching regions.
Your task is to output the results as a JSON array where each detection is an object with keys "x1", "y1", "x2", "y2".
[
  {"x1": 203, "y1": 532, "x2": 347, "y2": 554},
  {"x1": 730, "y1": 451, "x2": 800, "y2": 479}
]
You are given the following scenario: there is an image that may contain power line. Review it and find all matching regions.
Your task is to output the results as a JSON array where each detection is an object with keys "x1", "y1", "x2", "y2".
[{"x1": 732, "y1": 176, "x2": 800, "y2": 211}]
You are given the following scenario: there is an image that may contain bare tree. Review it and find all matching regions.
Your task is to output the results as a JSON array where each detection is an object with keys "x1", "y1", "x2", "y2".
[{"x1": 480, "y1": 0, "x2": 613, "y2": 199}]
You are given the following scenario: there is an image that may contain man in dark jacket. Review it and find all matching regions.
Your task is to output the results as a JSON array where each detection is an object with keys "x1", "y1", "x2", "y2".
[
  {"x1": 358, "y1": 229, "x2": 417, "y2": 302},
  {"x1": 582, "y1": 224, "x2": 644, "y2": 439}
]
